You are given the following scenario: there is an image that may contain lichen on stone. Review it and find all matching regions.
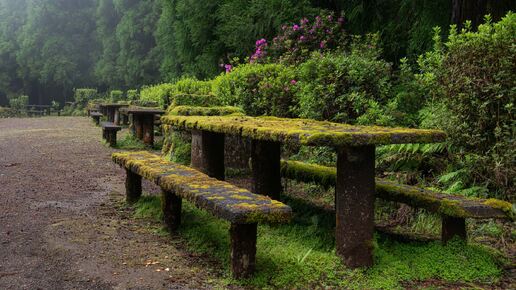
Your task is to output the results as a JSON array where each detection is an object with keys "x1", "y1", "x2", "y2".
[
  {"x1": 161, "y1": 115, "x2": 447, "y2": 147},
  {"x1": 112, "y1": 151, "x2": 292, "y2": 224},
  {"x1": 279, "y1": 160, "x2": 514, "y2": 220}
]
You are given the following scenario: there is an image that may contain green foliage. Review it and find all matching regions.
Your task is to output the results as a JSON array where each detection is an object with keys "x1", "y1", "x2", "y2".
[
  {"x1": 297, "y1": 37, "x2": 392, "y2": 124},
  {"x1": 112, "y1": 0, "x2": 161, "y2": 87},
  {"x1": 252, "y1": 11, "x2": 347, "y2": 64},
  {"x1": 140, "y1": 78, "x2": 213, "y2": 108},
  {"x1": 133, "y1": 195, "x2": 502, "y2": 288},
  {"x1": 126, "y1": 89, "x2": 138, "y2": 101},
  {"x1": 109, "y1": 89, "x2": 123, "y2": 102},
  {"x1": 212, "y1": 63, "x2": 298, "y2": 117},
  {"x1": 162, "y1": 130, "x2": 191, "y2": 166},
  {"x1": 140, "y1": 83, "x2": 176, "y2": 108},
  {"x1": 115, "y1": 134, "x2": 146, "y2": 150},
  {"x1": 8, "y1": 95, "x2": 28, "y2": 112},
  {"x1": 74, "y1": 88, "x2": 98, "y2": 107},
  {"x1": 217, "y1": 0, "x2": 317, "y2": 62},
  {"x1": 418, "y1": 13, "x2": 516, "y2": 199}
]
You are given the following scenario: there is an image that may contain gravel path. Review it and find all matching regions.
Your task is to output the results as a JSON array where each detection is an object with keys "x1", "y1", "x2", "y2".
[{"x1": 0, "y1": 117, "x2": 219, "y2": 289}]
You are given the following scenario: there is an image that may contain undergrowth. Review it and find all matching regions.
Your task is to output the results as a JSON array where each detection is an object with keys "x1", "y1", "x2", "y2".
[{"x1": 131, "y1": 194, "x2": 502, "y2": 289}]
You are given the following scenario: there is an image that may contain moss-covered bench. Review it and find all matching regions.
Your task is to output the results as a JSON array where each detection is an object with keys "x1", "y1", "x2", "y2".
[
  {"x1": 90, "y1": 111, "x2": 103, "y2": 125},
  {"x1": 101, "y1": 121, "x2": 121, "y2": 147},
  {"x1": 280, "y1": 160, "x2": 514, "y2": 242},
  {"x1": 112, "y1": 151, "x2": 292, "y2": 278}
]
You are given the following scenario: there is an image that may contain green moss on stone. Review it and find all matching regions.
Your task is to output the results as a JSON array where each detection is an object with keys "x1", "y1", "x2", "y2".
[
  {"x1": 168, "y1": 105, "x2": 244, "y2": 117},
  {"x1": 112, "y1": 151, "x2": 292, "y2": 224},
  {"x1": 279, "y1": 160, "x2": 514, "y2": 220},
  {"x1": 161, "y1": 115, "x2": 447, "y2": 147}
]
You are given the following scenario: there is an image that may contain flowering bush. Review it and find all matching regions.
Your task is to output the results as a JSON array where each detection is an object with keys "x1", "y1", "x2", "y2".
[
  {"x1": 251, "y1": 12, "x2": 347, "y2": 64},
  {"x1": 212, "y1": 63, "x2": 298, "y2": 117}
]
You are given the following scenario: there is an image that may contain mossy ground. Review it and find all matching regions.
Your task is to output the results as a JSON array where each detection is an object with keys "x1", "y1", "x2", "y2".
[{"x1": 132, "y1": 191, "x2": 504, "y2": 289}]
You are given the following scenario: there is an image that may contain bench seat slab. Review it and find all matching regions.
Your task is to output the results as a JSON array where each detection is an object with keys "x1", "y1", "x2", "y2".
[{"x1": 112, "y1": 151, "x2": 292, "y2": 224}]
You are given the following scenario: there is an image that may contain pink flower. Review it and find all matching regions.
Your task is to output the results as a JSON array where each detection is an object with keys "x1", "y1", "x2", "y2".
[
  {"x1": 293, "y1": 24, "x2": 300, "y2": 31},
  {"x1": 320, "y1": 41, "x2": 326, "y2": 49},
  {"x1": 224, "y1": 64, "x2": 232, "y2": 73},
  {"x1": 256, "y1": 38, "x2": 267, "y2": 47},
  {"x1": 290, "y1": 80, "x2": 297, "y2": 85},
  {"x1": 299, "y1": 36, "x2": 306, "y2": 42}
]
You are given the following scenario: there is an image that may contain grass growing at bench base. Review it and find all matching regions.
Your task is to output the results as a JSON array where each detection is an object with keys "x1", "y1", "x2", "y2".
[
  {"x1": 115, "y1": 134, "x2": 147, "y2": 150},
  {"x1": 132, "y1": 195, "x2": 502, "y2": 288}
]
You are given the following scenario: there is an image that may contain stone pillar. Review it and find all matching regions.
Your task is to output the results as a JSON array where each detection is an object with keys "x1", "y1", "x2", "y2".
[
  {"x1": 251, "y1": 140, "x2": 281, "y2": 200},
  {"x1": 133, "y1": 115, "x2": 143, "y2": 140},
  {"x1": 190, "y1": 130, "x2": 225, "y2": 180},
  {"x1": 161, "y1": 189, "x2": 182, "y2": 231},
  {"x1": 125, "y1": 169, "x2": 142, "y2": 204},
  {"x1": 230, "y1": 223, "x2": 257, "y2": 279},
  {"x1": 335, "y1": 145, "x2": 375, "y2": 268},
  {"x1": 142, "y1": 114, "x2": 155, "y2": 146}
]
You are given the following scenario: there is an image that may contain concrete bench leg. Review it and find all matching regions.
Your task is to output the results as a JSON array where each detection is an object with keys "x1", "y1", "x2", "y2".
[
  {"x1": 442, "y1": 216, "x2": 467, "y2": 243},
  {"x1": 191, "y1": 130, "x2": 225, "y2": 180},
  {"x1": 125, "y1": 169, "x2": 142, "y2": 204},
  {"x1": 230, "y1": 223, "x2": 257, "y2": 279},
  {"x1": 335, "y1": 145, "x2": 375, "y2": 268},
  {"x1": 161, "y1": 189, "x2": 182, "y2": 231},
  {"x1": 107, "y1": 130, "x2": 118, "y2": 147},
  {"x1": 251, "y1": 140, "x2": 281, "y2": 200}
]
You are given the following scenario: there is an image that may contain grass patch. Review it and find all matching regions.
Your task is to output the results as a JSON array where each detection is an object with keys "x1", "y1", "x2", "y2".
[
  {"x1": 132, "y1": 195, "x2": 502, "y2": 288},
  {"x1": 115, "y1": 134, "x2": 146, "y2": 150}
]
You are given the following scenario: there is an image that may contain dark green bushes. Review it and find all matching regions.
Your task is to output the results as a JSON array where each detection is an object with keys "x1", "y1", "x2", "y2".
[
  {"x1": 418, "y1": 14, "x2": 516, "y2": 199},
  {"x1": 74, "y1": 89, "x2": 98, "y2": 108},
  {"x1": 296, "y1": 38, "x2": 392, "y2": 124},
  {"x1": 212, "y1": 63, "x2": 298, "y2": 117}
]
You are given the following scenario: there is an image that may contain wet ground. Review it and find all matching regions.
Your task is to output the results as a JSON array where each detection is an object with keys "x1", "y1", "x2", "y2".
[{"x1": 0, "y1": 117, "x2": 221, "y2": 289}]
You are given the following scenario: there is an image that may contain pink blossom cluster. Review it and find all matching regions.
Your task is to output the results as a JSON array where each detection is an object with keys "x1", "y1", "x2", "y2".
[
  {"x1": 250, "y1": 38, "x2": 268, "y2": 63},
  {"x1": 250, "y1": 12, "x2": 346, "y2": 64}
]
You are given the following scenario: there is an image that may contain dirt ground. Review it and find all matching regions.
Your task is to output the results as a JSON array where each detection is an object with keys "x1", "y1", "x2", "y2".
[{"x1": 0, "y1": 117, "x2": 223, "y2": 290}]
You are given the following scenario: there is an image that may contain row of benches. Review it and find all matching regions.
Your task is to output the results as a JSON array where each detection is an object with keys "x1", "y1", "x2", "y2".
[{"x1": 98, "y1": 107, "x2": 513, "y2": 279}]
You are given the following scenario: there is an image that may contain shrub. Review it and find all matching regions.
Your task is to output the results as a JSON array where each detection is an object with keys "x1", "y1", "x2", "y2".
[
  {"x1": 74, "y1": 89, "x2": 97, "y2": 107},
  {"x1": 8, "y1": 95, "x2": 29, "y2": 113},
  {"x1": 140, "y1": 78, "x2": 213, "y2": 108},
  {"x1": 126, "y1": 89, "x2": 139, "y2": 101},
  {"x1": 297, "y1": 36, "x2": 392, "y2": 124},
  {"x1": 251, "y1": 11, "x2": 347, "y2": 64},
  {"x1": 140, "y1": 83, "x2": 176, "y2": 108},
  {"x1": 212, "y1": 63, "x2": 298, "y2": 117},
  {"x1": 110, "y1": 90, "x2": 124, "y2": 102},
  {"x1": 416, "y1": 13, "x2": 515, "y2": 199}
]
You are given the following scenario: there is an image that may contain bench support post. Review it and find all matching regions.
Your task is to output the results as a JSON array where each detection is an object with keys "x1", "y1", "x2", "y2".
[
  {"x1": 191, "y1": 130, "x2": 225, "y2": 180},
  {"x1": 125, "y1": 169, "x2": 142, "y2": 204},
  {"x1": 142, "y1": 114, "x2": 155, "y2": 146},
  {"x1": 105, "y1": 129, "x2": 117, "y2": 147},
  {"x1": 134, "y1": 115, "x2": 144, "y2": 140},
  {"x1": 441, "y1": 216, "x2": 467, "y2": 243},
  {"x1": 335, "y1": 145, "x2": 375, "y2": 268},
  {"x1": 161, "y1": 189, "x2": 182, "y2": 231},
  {"x1": 251, "y1": 140, "x2": 281, "y2": 200},
  {"x1": 230, "y1": 223, "x2": 257, "y2": 279}
]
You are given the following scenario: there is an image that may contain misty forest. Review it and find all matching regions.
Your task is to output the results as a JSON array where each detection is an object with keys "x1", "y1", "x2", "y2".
[{"x1": 0, "y1": 0, "x2": 515, "y2": 289}]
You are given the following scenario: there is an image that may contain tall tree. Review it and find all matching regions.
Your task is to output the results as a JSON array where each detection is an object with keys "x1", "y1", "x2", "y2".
[
  {"x1": 0, "y1": 0, "x2": 27, "y2": 105},
  {"x1": 451, "y1": 0, "x2": 515, "y2": 28},
  {"x1": 113, "y1": 0, "x2": 161, "y2": 88},
  {"x1": 95, "y1": 0, "x2": 122, "y2": 89},
  {"x1": 155, "y1": 0, "x2": 182, "y2": 82},
  {"x1": 16, "y1": 0, "x2": 97, "y2": 104}
]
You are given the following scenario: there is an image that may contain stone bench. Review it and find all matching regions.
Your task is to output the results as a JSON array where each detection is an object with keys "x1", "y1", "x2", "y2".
[
  {"x1": 90, "y1": 111, "x2": 103, "y2": 125},
  {"x1": 112, "y1": 151, "x2": 292, "y2": 278},
  {"x1": 280, "y1": 160, "x2": 514, "y2": 243},
  {"x1": 101, "y1": 121, "x2": 121, "y2": 147}
]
